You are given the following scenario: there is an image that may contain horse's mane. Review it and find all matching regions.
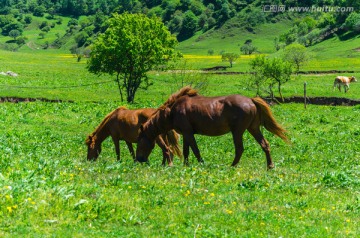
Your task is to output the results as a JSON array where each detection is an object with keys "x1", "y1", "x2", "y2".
[
  {"x1": 159, "y1": 86, "x2": 199, "y2": 110},
  {"x1": 85, "y1": 106, "x2": 127, "y2": 145}
]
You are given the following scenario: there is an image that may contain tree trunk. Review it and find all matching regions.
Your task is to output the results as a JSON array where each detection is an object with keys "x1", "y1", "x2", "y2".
[
  {"x1": 268, "y1": 84, "x2": 272, "y2": 100},
  {"x1": 278, "y1": 81, "x2": 284, "y2": 102},
  {"x1": 116, "y1": 73, "x2": 123, "y2": 102}
]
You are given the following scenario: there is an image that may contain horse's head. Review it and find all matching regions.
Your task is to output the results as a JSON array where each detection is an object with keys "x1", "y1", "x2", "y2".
[
  {"x1": 85, "y1": 135, "x2": 102, "y2": 161},
  {"x1": 136, "y1": 125, "x2": 155, "y2": 163},
  {"x1": 350, "y1": 76, "x2": 357, "y2": 82}
]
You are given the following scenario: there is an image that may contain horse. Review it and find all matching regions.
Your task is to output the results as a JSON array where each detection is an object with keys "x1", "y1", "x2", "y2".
[
  {"x1": 136, "y1": 86, "x2": 289, "y2": 170},
  {"x1": 333, "y1": 76, "x2": 357, "y2": 93},
  {"x1": 85, "y1": 107, "x2": 181, "y2": 166}
]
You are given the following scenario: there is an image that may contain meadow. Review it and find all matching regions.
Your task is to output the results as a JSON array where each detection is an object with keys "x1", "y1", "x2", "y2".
[{"x1": 0, "y1": 49, "x2": 360, "y2": 237}]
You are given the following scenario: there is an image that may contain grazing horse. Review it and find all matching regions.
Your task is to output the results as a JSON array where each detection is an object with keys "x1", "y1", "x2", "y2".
[
  {"x1": 333, "y1": 76, "x2": 357, "y2": 93},
  {"x1": 86, "y1": 107, "x2": 181, "y2": 165},
  {"x1": 136, "y1": 87, "x2": 289, "y2": 170}
]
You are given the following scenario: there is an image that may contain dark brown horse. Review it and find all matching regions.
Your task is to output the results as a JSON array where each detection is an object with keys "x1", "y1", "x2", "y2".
[
  {"x1": 86, "y1": 107, "x2": 181, "y2": 165},
  {"x1": 136, "y1": 86, "x2": 289, "y2": 169}
]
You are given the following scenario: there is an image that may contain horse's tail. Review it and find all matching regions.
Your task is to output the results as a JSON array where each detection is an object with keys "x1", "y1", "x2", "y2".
[
  {"x1": 164, "y1": 130, "x2": 182, "y2": 158},
  {"x1": 251, "y1": 97, "x2": 290, "y2": 144}
]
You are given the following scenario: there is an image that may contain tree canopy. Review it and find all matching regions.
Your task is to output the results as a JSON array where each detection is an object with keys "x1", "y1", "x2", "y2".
[
  {"x1": 250, "y1": 55, "x2": 292, "y2": 100},
  {"x1": 282, "y1": 43, "x2": 309, "y2": 73},
  {"x1": 87, "y1": 13, "x2": 179, "y2": 103}
]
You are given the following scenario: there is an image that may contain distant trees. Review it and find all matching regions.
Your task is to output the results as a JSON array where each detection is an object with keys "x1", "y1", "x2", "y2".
[
  {"x1": 221, "y1": 53, "x2": 239, "y2": 68},
  {"x1": 9, "y1": 29, "x2": 20, "y2": 40},
  {"x1": 1, "y1": 21, "x2": 23, "y2": 36},
  {"x1": 87, "y1": 13, "x2": 179, "y2": 103},
  {"x1": 178, "y1": 10, "x2": 198, "y2": 40},
  {"x1": 344, "y1": 12, "x2": 360, "y2": 32},
  {"x1": 240, "y1": 40, "x2": 257, "y2": 55}
]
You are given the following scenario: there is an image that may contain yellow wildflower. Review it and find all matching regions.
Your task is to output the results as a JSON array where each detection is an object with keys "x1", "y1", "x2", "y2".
[
  {"x1": 7, "y1": 207, "x2": 13, "y2": 213},
  {"x1": 226, "y1": 209, "x2": 233, "y2": 214}
]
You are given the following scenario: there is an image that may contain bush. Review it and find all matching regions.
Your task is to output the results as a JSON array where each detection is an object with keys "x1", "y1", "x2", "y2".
[
  {"x1": 9, "y1": 29, "x2": 21, "y2": 39},
  {"x1": 345, "y1": 12, "x2": 360, "y2": 32},
  {"x1": 24, "y1": 15, "x2": 32, "y2": 24},
  {"x1": 33, "y1": 5, "x2": 46, "y2": 17}
]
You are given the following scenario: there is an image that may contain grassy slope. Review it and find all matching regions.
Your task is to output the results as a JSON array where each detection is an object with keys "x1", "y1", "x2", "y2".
[
  {"x1": 305, "y1": 32, "x2": 360, "y2": 71},
  {"x1": 177, "y1": 17, "x2": 360, "y2": 72},
  {"x1": 0, "y1": 14, "x2": 74, "y2": 53},
  {"x1": 178, "y1": 19, "x2": 294, "y2": 55}
]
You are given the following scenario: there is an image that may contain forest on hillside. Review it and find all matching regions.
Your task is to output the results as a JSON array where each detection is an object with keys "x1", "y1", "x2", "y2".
[{"x1": 0, "y1": 0, "x2": 359, "y2": 52}]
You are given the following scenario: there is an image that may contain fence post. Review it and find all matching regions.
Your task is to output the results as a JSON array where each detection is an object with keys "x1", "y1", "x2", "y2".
[{"x1": 304, "y1": 82, "x2": 307, "y2": 109}]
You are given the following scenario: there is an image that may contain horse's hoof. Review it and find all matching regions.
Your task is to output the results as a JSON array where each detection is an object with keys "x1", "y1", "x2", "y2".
[{"x1": 267, "y1": 164, "x2": 275, "y2": 170}]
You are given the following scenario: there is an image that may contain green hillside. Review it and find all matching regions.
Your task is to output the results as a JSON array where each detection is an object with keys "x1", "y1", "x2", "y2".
[
  {"x1": 0, "y1": 0, "x2": 359, "y2": 71},
  {"x1": 178, "y1": 19, "x2": 294, "y2": 55}
]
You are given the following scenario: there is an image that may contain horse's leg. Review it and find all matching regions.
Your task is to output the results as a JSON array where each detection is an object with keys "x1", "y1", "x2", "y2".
[
  {"x1": 231, "y1": 130, "x2": 245, "y2": 167},
  {"x1": 248, "y1": 127, "x2": 274, "y2": 170},
  {"x1": 183, "y1": 133, "x2": 204, "y2": 164},
  {"x1": 112, "y1": 137, "x2": 120, "y2": 161},
  {"x1": 155, "y1": 136, "x2": 173, "y2": 166},
  {"x1": 125, "y1": 142, "x2": 135, "y2": 161},
  {"x1": 183, "y1": 139, "x2": 190, "y2": 166}
]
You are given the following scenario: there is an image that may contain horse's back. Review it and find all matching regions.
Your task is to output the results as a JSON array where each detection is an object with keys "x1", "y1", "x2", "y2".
[
  {"x1": 111, "y1": 107, "x2": 155, "y2": 142},
  {"x1": 171, "y1": 94, "x2": 256, "y2": 136}
]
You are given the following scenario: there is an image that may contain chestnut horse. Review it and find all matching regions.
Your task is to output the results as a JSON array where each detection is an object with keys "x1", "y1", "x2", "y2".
[
  {"x1": 86, "y1": 107, "x2": 181, "y2": 165},
  {"x1": 136, "y1": 87, "x2": 289, "y2": 169}
]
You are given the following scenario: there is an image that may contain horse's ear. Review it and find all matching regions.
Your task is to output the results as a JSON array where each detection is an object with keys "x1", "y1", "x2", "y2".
[{"x1": 165, "y1": 107, "x2": 171, "y2": 117}]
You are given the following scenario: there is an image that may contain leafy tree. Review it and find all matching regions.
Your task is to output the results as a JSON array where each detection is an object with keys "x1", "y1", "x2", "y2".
[
  {"x1": 240, "y1": 40, "x2": 257, "y2": 55},
  {"x1": 178, "y1": 10, "x2": 197, "y2": 40},
  {"x1": 24, "y1": 15, "x2": 32, "y2": 24},
  {"x1": 168, "y1": 10, "x2": 183, "y2": 33},
  {"x1": 1, "y1": 22, "x2": 23, "y2": 36},
  {"x1": 274, "y1": 37, "x2": 284, "y2": 51},
  {"x1": 283, "y1": 43, "x2": 309, "y2": 73},
  {"x1": 9, "y1": 29, "x2": 20, "y2": 40},
  {"x1": 345, "y1": 12, "x2": 360, "y2": 32},
  {"x1": 280, "y1": 25, "x2": 298, "y2": 45},
  {"x1": 33, "y1": 5, "x2": 46, "y2": 17},
  {"x1": 221, "y1": 52, "x2": 239, "y2": 68},
  {"x1": 41, "y1": 26, "x2": 51, "y2": 32},
  {"x1": 87, "y1": 13, "x2": 179, "y2": 103},
  {"x1": 249, "y1": 55, "x2": 292, "y2": 101},
  {"x1": 39, "y1": 32, "x2": 46, "y2": 39},
  {"x1": 305, "y1": 28, "x2": 321, "y2": 46},
  {"x1": 74, "y1": 31, "x2": 89, "y2": 47},
  {"x1": 16, "y1": 36, "x2": 27, "y2": 46}
]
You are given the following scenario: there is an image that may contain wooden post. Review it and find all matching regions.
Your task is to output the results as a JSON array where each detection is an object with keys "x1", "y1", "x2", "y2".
[{"x1": 304, "y1": 82, "x2": 307, "y2": 109}]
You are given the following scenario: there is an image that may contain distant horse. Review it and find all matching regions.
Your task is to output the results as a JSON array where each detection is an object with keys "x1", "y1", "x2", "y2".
[
  {"x1": 136, "y1": 87, "x2": 289, "y2": 169},
  {"x1": 333, "y1": 76, "x2": 357, "y2": 93},
  {"x1": 86, "y1": 107, "x2": 181, "y2": 165}
]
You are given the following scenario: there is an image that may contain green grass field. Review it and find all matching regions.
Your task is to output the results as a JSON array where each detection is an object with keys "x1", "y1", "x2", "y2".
[
  {"x1": 0, "y1": 47, "x2": 360, "y2": 237},
  {"x1": 1, "y1": 100, "x2": 359, "y2": 237}
]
